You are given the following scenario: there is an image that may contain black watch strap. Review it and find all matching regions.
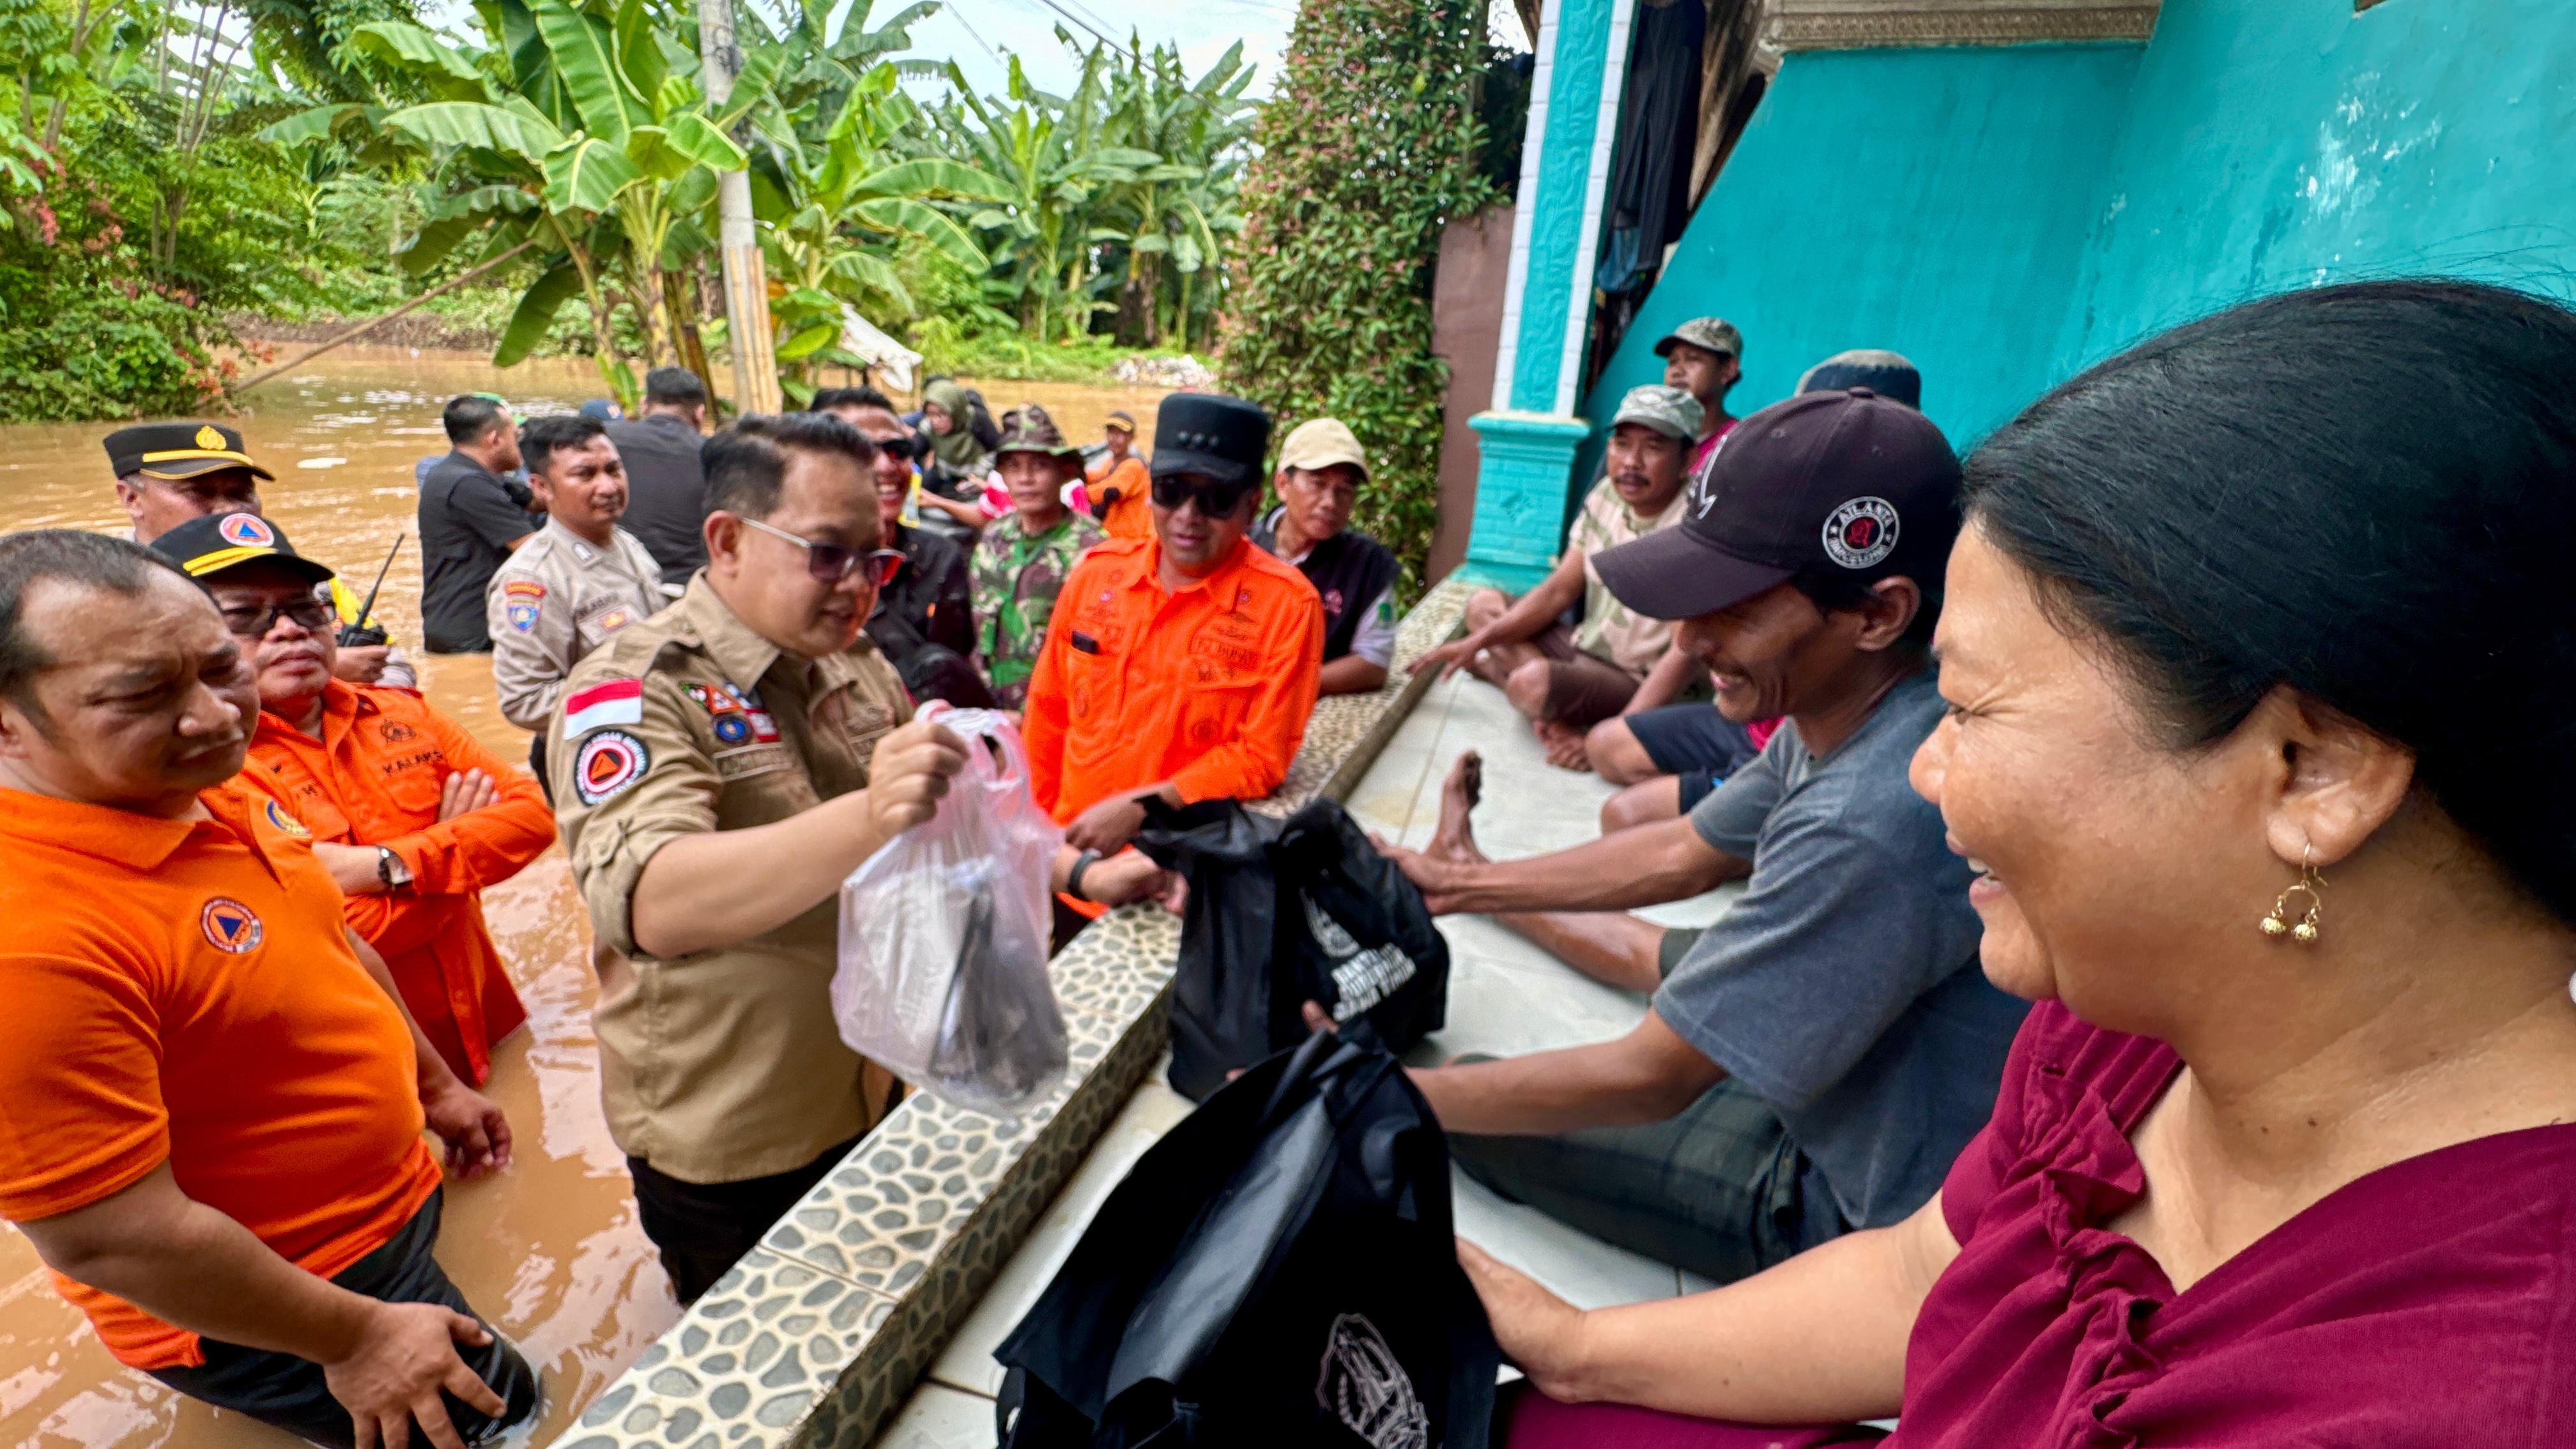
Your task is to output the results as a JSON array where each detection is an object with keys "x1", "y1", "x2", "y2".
[{"x1": 1067, "y1": 848, "x2": 1103, "y2": 902}]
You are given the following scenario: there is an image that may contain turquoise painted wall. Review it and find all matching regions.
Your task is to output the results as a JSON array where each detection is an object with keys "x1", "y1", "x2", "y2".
[
  {"x1": 1510, "y1": 0, "x2": 1627, "y2": 415},
  {"x1": 1575, "y1": 43, "x2": 2144, "y2": 468},
  {"x1": 2054, "y1": 0, "x2": 2576, "y2": 376},
  {"x1": 1570, "y1": 0, "x2": 2576, "y2": 512}
]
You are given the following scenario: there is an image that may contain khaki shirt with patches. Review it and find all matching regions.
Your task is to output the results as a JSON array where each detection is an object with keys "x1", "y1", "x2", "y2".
[
  {"x1": 486, "y1": 521, "x2": 671, "y2": 732},
  {"x1": 549, "y1": 578, "x2": 912, "y2": 1184}
]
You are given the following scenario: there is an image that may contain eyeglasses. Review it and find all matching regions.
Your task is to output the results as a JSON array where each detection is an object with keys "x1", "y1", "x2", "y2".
[
  {"x1": 219, "y1": 598, "x2": 336, "y2": 638},
  {"x1": 1149, "y1": 473, "x2": 1259, "y2": 516},
  {"x1": 739, "y1": 516, "x2": 903, "y2": 586}
]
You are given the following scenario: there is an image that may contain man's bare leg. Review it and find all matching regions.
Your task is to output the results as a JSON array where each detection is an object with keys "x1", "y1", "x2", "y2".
[{"x1": 1423, "y1": 751, "x2": 1666, "y2": 994}]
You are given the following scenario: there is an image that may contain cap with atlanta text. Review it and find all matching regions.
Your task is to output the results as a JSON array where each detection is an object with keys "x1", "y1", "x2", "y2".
[{"x1": 1590, "y1": 387, "x2": 1959, "y2": 621}]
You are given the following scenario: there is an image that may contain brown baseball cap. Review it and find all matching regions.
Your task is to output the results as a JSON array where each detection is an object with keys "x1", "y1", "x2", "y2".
[{"x1": 1591, "y1": 388, "x2": 1960, "y2": 621}]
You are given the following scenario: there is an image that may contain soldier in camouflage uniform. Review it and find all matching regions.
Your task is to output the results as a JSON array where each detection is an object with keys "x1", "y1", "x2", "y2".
[{"x1": 971, "y1": 403, "x2": 1105, "y2": 709}]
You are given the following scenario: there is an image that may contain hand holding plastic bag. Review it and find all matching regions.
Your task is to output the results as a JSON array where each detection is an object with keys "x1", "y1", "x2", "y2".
[{"x1": 832, "y1": 707, "x2": 1069, "y2": 1116}]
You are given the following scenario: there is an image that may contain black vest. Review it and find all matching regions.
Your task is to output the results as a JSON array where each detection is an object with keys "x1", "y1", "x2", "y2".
[{"x1": 1257, "y1": 510, "x2": 1399, "y2": 663}]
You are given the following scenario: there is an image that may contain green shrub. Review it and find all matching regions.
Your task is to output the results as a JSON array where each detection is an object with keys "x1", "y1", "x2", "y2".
[{"x1": 1217, "y1": 0, "x2": 1499, "y2": 595}]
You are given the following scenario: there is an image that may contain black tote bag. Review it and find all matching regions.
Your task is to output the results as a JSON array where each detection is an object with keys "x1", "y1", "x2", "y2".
[
  {"x1": 1135, "y1": 797, "x2": 1450, "y2": 1101},
  {"x1": 994, "y1": 1028, "x2": 1499, "y2": 1448}
]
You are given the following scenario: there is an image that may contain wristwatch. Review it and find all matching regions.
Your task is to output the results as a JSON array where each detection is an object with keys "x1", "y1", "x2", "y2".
[
  {"x1": 376, "y1": 846, "x2": 413, "y2": 891},
  {"x1": 1067, "y1": 849, "x2": 1103, "y2": 902}
]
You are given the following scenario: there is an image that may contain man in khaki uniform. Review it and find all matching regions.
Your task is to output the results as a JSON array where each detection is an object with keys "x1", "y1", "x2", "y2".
[
  {"x1": 487, "y1": 414, "x2": 670, "y2": 788},
  {"x1": 549, "y1": 413, "x2": 972, "y2": 1303}
]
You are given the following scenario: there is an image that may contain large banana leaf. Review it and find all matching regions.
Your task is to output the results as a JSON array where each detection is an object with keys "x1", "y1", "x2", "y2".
[
  {"x1": 611, "y1": 0, "x2": 668, "y2": 118},
  {"x1": 659, "y1": 112, "x2": 749, "y2": 171},
  {"x1": 543, "y1": 134, "x2": 643, "y2": 213},
  {"x1": 827, "y1": 250, "x2": 910, "y2": 309},
  {"x1": 533, "y1": 0, "x2": 646, "y2": 144},
  {"x1": 774, "y1": 319, "x2": 841, "y2": 361},
  {"x1": 849, "y1": 157, "x2": 1009, "y2": 203},
  {"x1": 495, "y1": 256, "x2": 586, "y2": 366},
  {"x1": 341, "y1": 21, "x2": 492, "y2": 101},
  {"x1": 255, "y1": 103, "x2": 365, "y2": 147},
  {"x1": 385, "y1": 101, "x2": 566, "y2": 162},
  {"x1": 852, "y1": 195, "x2": 988, "y2": 269}
]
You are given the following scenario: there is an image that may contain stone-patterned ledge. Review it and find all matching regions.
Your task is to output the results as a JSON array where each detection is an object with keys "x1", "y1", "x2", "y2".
[
  {"x1": 562, "y1": 577, "x2": 1475, "y2": 1449},
  {"x1": 1764, "y1": 0, "x2": 2160, "y2": 52}
]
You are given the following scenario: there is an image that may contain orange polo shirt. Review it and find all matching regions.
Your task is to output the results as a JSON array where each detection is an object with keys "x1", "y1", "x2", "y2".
[
  {"x1": 0, "y1": 779, "x2": 442, "y2": 1370},
  {"x1": 239, "y1": 683, "x2": 552, "y2": 1085},
  {"x1": 1088, "y1": 456, "x2": 1152, "y2": 540},
  {"x1": 1025, "y1": 534, "x2": 1323, "y2": 824}
]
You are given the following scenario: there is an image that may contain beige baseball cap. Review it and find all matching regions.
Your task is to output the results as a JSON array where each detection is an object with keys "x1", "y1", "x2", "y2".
[{"x1": 1277, "y1": 417, "x2": 1368, "y2": 479}]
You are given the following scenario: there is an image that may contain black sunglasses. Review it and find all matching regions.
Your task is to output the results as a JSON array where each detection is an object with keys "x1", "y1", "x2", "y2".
[
  {"x1": 218, "y1": 597, "x2": 336, "y2": 638},
  {"x1": 1149, "y1": 473, "x2": 1259, "y2": 516},
  {"x1": 741, "y1": 517, "x2": 904, "y2": 586}
]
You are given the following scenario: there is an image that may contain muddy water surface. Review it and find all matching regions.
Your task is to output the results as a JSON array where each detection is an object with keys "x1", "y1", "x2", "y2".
[{"x1": 0, "y1": 351, "x2": 1168, "y2": 1448}]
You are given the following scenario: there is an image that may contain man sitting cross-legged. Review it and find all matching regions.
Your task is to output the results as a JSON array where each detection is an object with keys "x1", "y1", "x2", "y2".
[
  {"x1": 1416, "y1": 385, "x2": 1708, "y2": 769},
  {"x1": 1381, "y1": 390, "x2": 2027, "y2": 1284}
]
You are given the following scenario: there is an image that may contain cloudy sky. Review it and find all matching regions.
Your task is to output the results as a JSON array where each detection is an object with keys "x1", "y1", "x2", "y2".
[{"x1": 908, "y1": 0, "x2": 1297, "y2": 102}]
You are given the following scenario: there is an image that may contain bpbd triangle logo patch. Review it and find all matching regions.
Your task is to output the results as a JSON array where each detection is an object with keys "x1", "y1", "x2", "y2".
[{"x1": 200, "y1": 897, "x2": 264, "y2": 954}]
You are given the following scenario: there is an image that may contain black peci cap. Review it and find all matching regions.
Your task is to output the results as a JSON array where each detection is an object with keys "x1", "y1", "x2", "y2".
[
  {"x1": 148, "y1": 511, "x2": 335, "y2": 586},
  {"x1": 103, "y1": 421, "x2": 275, "y2": 482},
  {"x1": 1592, "y1": 388, "x2": 1961, "y2": 621},
  {"x1": 1148, "y1": 393, "x2": 1270, "y2": 489}
]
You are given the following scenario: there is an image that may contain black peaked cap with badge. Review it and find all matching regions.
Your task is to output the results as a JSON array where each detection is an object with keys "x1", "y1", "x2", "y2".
[
  {"x1": 148, "y1": 510, "x2": 335, "y2": 586},
  {"x1": 1149, "y1": 393, "x2": 1270, "y2": 488},
  {"x1": 104, "y1": 421, "x2": 277, "y2": 482},
  {"x1": 1592, "y1": 387, "x2": 1961, "y2": 622}
]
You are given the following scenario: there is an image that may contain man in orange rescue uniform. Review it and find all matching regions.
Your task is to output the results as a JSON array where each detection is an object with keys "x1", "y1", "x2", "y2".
[
  {"x1": 150, "y1": 512, "x2": 555, "y2": 1086},
  {"x1": 0, "y1": 530, "x2": 528, "y2": 1449},
  {"x1": 1024, "y1": 392, "x2": 1324, "y2": 916}
]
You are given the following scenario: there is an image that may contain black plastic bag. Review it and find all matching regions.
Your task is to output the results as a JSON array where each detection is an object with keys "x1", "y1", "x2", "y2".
[
  {"x1": 995, "y1": 1027, "x2": 1498, "y2": 1448},
  {"x1": 1135, "y1": 798, "x2": 1450, "y2": 1101}
]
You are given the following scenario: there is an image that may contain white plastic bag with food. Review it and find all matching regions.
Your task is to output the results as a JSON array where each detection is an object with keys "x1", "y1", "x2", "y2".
[{"x1": 832, "y1": 707, "x2": 1069, "y2": 1116}]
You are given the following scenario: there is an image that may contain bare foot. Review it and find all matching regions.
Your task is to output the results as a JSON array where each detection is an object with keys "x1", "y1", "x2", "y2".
[
  {"x1": 1535, "y1": 719, "x2": 1595, "y2": 773},
  {"x1": 1428, "y1": 751, "x2": 1488, "y2": 862}
]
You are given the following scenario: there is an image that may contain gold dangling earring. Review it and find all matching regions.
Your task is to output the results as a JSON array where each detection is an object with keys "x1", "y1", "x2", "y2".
[{"x1": 2260, "y1": 845, "x2": 2327, "y2": 944}]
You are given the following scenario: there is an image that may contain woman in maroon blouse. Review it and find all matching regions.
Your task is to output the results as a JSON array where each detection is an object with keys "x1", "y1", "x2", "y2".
[{"x1": 1466, "y1": 280, "x2": 2576, "y2": 1446}]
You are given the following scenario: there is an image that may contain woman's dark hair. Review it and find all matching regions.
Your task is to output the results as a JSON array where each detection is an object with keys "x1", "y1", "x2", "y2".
[{"x1": 1965, "y1": 279, "x2": 2576, "y2": 923}]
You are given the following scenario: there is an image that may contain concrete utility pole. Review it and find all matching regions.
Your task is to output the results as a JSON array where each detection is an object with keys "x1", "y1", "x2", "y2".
[{"x1": 697, "y1": 0, "x2": 782, "y2": 415}]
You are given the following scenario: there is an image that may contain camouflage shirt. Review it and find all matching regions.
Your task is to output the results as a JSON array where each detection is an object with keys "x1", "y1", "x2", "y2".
[{"x1": 972, "y1": 510, "x2": 1106, "y2": 707}]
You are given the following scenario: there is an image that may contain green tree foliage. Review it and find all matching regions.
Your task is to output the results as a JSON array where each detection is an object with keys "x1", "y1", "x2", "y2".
[
  {"x1": 925, "y1": 31, "x2": 1254, "y2": 353},
  {"x1": 0, "y1": 0, "x2": 393, "y2": 418},
  {"x1": 1218, "y1": 0, "x2": 1498, "y2": 590}
]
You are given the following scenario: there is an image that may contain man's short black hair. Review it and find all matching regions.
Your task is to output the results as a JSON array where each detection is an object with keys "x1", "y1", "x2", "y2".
[
  {"x1": 443, "y1": 394, "x2": 509, "y2": 446},
  {"x1": 645, "y1": 367, "x2": 709, "y2": 408},
  {"x1": 702, "y1": 413, "x2": 878, "y2": 521},
  {"x1": 0, "y1": 530, "x2": 190, "y2": 724},
  {"x1": 520, "y1": 413, "x2": 608, "y2": 480},
  {"x1": 811, "y1": 385, "x2": 897, "y2": 415}
]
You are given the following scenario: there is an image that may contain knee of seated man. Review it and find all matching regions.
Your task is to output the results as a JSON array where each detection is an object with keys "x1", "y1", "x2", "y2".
[
  {"x1": 1502, "y1": 657, "x2": 1552, "y2": 715},
  {"x1": 1585, "y1": 716, "x2": 1655, "y2": 782},
  {"x1": 1464, "y1": 587, "x2": 1510, "y2": 628}
]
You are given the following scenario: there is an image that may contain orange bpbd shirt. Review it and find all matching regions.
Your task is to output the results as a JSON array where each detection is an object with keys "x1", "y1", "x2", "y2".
[
  {"x1": 1088, "y1": 457, "x2": 1152, "y2": 541},
  {"x1": 0, "y1": 779, "x2": 441, "y2": 1370},
  {"x1": 1023, "y1": 534, "x2": 1324, "y2": 823},
  {"x1": 240, "y1": 682, "x2": 552, "y2": 1085}
]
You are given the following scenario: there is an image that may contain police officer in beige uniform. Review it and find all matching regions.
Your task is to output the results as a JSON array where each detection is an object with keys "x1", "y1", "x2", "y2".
[{"x1": 487, "y1": 414, "x2": 670, "y2": 790}]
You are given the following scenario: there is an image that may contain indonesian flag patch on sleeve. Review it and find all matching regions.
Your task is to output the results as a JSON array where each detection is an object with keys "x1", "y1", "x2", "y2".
[{"x1": 564, "y1": 677, "x2": 645, "y2": 736}]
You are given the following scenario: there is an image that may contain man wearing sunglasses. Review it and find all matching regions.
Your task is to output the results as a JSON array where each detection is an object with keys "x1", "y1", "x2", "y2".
[
  {"x1": 546, "y1": 413, "x2": 1176, "y2": 1300},
  {"x1": 829, "y1": 387, "x2": 994, "y2": 711},
  {"x1": 148, "y1": 514, "x2": 556, "y2": 1090},
  {"x1": 1023, "y1": 392, "x2": 1326, "y2": 902}
]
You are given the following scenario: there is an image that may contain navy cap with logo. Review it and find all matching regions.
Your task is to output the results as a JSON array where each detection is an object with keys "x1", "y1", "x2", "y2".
[
  {"x1": 1148, "y1": 393, "x2": 1270, "y2": 489},
  {"x1": 146, "y1": 510, "x2": 335, "y2": 586},
  {"x1": 103, "y1": 421, "x2": 277, "y2": 482},
  {"x1": 1591, "y1": 387, "x2": 1961, "y2": 621}
]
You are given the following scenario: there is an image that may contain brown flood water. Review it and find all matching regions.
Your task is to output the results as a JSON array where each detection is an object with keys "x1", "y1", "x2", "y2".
[{"x1": 0, "y1": 349, "x2": 1170, "y2": 1448}]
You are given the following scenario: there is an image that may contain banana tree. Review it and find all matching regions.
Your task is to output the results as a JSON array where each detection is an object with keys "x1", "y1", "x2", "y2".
[
  {"x1": 932, "y1": 47, "x2": 1158, "y2": 343},
  {"x1": 751, "y1": 59, "x2": 1004, "y2": 376},
  {"x1": 1092, "y1": 37, "x2": 1253, "y2": 348},
  {"x1": 263, "y1": 0, "x2": 751, "y2": 402}
]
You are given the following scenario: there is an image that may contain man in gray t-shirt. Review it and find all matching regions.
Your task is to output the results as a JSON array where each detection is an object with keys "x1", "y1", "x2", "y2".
[{"x1": 1387, "y1": 388, "x2": 2027, "y2": 1282}]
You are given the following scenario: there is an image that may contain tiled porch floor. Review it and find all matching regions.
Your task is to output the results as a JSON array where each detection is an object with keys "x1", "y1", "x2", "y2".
[{"x1": 870, "y1": 676, "x2": 1745, "y2": 1441}]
